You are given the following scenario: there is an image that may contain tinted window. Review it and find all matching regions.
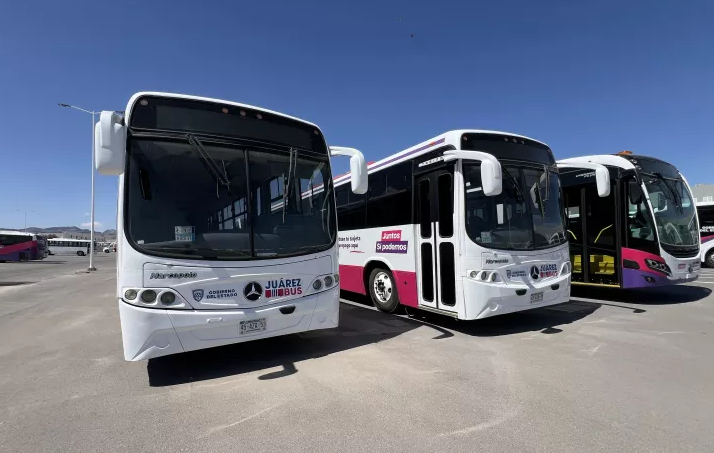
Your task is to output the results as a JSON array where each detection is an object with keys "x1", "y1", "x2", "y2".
[
  {"x1": 460, "y1": 133, "x2": 554, "y2": 165},
  {"x1": 697, "y1": 206, "x2": 714, "y2": 236},
  {"x1": 130, "y1": 96, "x2": 327, "y2": 154},
  {"x1": 437, "y1": 174, "x2": 453, "y2": 237},
  {"x1": 366, "y1": 162, "x2": 413, "y2": 229},
  {"x1": 337, "y1": 188, "x2": 366, "y2": 231}
]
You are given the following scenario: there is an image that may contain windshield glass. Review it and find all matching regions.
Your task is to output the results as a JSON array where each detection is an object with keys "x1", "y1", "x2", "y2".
[
  {"x1": 125, "y1": 137, "x2": 336, "y2": 260},
  {"x1": 464, "y1": 163, "x2": 566, "y2": 250},
  {"x1": 642, "y1": 174, "x2": 698, "y2": 249}
]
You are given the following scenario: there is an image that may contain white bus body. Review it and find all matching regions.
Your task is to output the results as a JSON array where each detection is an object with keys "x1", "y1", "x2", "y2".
[
  {"x1": 697, "y1": 201, "x2": 714, "y2": 267},
  {"x1": 335, "y1": 131, "x2": 609, "y2": 320},
  {"x1": 47, "y1": 238, "x2": 92, "y2": 256},
  {"x1": 95, "y1": 92, "x2": 367, "y2": 361}
]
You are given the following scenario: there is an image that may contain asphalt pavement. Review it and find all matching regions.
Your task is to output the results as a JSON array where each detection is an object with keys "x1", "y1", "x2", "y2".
[{"x1": 1, "y1": 257, "x2": 713, "y2": 452}]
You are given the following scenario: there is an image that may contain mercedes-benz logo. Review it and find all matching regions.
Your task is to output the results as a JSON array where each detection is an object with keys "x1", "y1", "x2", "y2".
[
  {"x1": 530, "y1": 266, "x2": 540, "y2": 280},
  {"x1": 243, "y1": 282, "x2": 263, "y2": 301}
]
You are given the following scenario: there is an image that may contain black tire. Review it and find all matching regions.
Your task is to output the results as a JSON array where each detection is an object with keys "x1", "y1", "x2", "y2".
[
  {"x1": 368, "y1": 267, "x2": 400, "y2": 313},
  {"x1": 77, "y1": 251, "x2": 85, "y2": 256},
  {"x1": 706, "y1": 250, "x2": 714, "y2": 268}
]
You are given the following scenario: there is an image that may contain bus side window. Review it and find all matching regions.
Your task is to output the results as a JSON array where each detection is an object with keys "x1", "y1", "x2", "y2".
[
  {"x1": 627, "y1": 180, "x2": 655, "y2": 242},
  {"x1": 365, "y1": 162, "x2": 412, "y2": 229}
]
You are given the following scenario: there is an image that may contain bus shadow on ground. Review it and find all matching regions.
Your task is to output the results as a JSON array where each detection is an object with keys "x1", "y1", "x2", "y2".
[
  {"x1": 0, "y1": 281, "x2": 33, "y2": 287},
  {"x1": 340, "y1": 291, "x2": 607, "y2": 338},
  {"x1": 571, "y1": 284, "x2": 712, "y2": 305},
  {"x1": 146, "y1": 303, "x2": 436, "y2": 387}
]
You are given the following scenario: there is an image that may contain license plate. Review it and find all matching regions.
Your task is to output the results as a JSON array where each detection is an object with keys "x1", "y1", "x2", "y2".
[
  {"x1": 240, "y1": 318, "x2": 266, "y2": 334},
  {"x1": 530, "y1": 292, "x2": 544, "y2": 303}
]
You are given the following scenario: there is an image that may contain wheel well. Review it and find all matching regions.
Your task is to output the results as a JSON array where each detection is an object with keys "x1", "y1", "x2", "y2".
[{"x1": 363, "y1": 260, "x2": 391, "y2": 292}]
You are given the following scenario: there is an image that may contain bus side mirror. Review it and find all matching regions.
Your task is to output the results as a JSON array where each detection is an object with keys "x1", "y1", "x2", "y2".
[
  {"x1": 629, "y1": 182, "x2": 643, "y2": 205},
  {"x1": 442, "y1": 150, "x2": 502, "y2": 196},
  {"x1": 95, "y1": 111, "x2": 126, "y2": 175},
  {"x1": 594, "y1": 167, "x2": 611, "y2": 197},
  {"x1": 481, "y1": 159, "x2": 503, "y2": 197},
  {"x1": 329, "y1": 146, "x2": 368, "y2": 195}
]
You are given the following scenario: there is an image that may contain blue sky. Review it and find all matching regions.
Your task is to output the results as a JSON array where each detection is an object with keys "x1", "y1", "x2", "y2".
[{"x1": 1, "y1": 0, "x2": 712, "y2": 230}]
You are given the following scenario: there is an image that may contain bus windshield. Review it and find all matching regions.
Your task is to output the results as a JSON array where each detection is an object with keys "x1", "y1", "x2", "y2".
[
  {"x1": 642, "y1": 173, "x2": 698, "y2": 250},
  {"x1": 125, "y1": 137, "x2": 336, "y2": 260},
  {"x1": 464, "y1": 163, "x2": 566, "y2": 250}
]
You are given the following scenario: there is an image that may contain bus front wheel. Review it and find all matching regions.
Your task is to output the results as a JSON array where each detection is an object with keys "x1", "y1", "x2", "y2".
[
  {"x1": 706, "y1": 250, "x2": 714, "y2": 268},
  {"x1": 368, "y1": 268, "x2": 401, "y2": 313},
  {"x1": 77, "y1": 251, "x2": 85, "y2": 256}
]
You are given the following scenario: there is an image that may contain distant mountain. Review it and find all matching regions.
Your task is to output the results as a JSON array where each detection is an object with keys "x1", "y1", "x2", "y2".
[{"x1": 1, "y1": 226, "x2": 117, "y2": 235}]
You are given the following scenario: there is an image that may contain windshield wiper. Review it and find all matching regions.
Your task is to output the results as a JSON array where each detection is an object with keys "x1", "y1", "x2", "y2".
[
  {"x1": 502, "y1": 169, "x2": 523, "y2": 201},
  {"x1": 187, "y1": 134, "x2": 231, "y2": 188}
]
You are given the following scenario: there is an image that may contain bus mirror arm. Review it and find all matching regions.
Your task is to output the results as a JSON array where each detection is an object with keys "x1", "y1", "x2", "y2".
[
  {"x1": 556, "y1": 162, "x2": 611, "y2": 197},
  {"x1": 443, "y1": 150, "x2": 502, "y2": 196},
  {"x1": 95, "y1": 111, "x2": 126, "y2": 176},
  {"x1": 329, "y1": 146, "x2": 368, "y2": 195}
]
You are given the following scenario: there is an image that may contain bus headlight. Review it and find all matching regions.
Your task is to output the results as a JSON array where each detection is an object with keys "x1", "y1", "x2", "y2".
[
  {"x1": 124, "y1": 289, "x2": 138, "y2": 300},
  {"x1": 644, "y1": 258, "x2": 671, "y2": 276},
  {"x1": 333, "y1": 273, "x2": 340, "y2": 284},
  {"x1": 160, "y1": 291, "x2": 176, "y2": 305},
  {"x1": 313, "y1": 279, "x2": 322, "y2": 290},
  {"x1": 141, "y1": 290, "x2": 157, "y2": 303},
  {"x1": 324, "y1": 275, "x2": 334, "y2": 287},
  {"x1": 469, "y1": 270, "x2": 478, "y2": 279}
]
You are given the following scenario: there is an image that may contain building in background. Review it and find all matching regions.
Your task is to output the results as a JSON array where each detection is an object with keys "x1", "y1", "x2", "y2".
[
  {"x1": 693, "y1": 184, "x2": 714, "y2": 203},
  {"x1": 58, "y1": 231, "x2": 106, "y2": 242}
]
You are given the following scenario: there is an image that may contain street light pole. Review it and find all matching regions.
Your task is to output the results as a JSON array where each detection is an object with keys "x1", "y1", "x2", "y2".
[
  {"x1": 16, "y1": 210, "x2": 34, "y2": 232},
  {"x1": 58, "y1": 103, "x2": 98, "y2": 271}
]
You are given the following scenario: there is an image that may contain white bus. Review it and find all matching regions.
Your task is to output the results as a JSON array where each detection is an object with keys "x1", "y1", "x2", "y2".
[
  {"x1": 697, "y1": 201, "x2": 714, "y2": 267},
  {"x1": 47, "y1": 238, "x2": 92, "y2": 256},
  {"x1": 94, "y1": 92, "x2": 367, "y2": 361},
  {"x1": 335, "y1": 130, "x2": 610, "y2": 319}
]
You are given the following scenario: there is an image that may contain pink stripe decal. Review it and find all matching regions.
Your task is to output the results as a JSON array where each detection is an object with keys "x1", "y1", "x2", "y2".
[
  {"x1": 338, "y1": 265, "x2": 419, "y2": 308},
  {"x1": 392, "y1": 270, "x2": 418, "y2": 308},
  {"x1": 702, "y1": 235, "x2": 714, "y2": 244},
  {"x1": 621, "y1": 247, "x2": 667, "y2": 276},
  {"x1": 0, "y1": 240, "x2": 35, "y2": 256},
  {"x1": 339, "y1": 265, "x2": 366, "y2": 295}
]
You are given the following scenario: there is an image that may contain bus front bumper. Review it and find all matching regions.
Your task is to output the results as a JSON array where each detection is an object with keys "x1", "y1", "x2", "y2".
[
  {"x1": 117, "y1": 287, "x2": 340, "y2": 361},
  {"x1": 463, "y1": 274, "x2": 571, "y2": 320}
]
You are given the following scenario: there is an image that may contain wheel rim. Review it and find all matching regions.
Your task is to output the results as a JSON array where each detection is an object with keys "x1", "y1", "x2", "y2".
[{"x1": 373, "y1": 272, "x2": 393, "y2": 304}]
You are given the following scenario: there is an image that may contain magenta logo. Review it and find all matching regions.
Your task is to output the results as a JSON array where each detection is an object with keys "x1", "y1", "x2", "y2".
[
  {"x1": 381, "y1": 230, "x2": 402, "y2": 241},
  {"x1": 376, "y1": 230, "x2": 408, "y2": 254}
]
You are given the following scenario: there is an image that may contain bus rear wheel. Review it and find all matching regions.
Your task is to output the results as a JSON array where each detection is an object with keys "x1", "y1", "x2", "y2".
[
  {"x1": 706, "y1": 250, "x2": 714, "y2": 268},
  {"x1": 77, "y1": 251, "x2": 85, "y2": 256},
  {"x1": 368, "y1": 268, "x2": 400, "y2": 313}
]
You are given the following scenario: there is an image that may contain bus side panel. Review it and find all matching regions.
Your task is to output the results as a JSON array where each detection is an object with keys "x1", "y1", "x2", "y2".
[
  {"x1": 338, "y1": 264, "x2": 367, "y2": 294},
  {"x1": 338, "y1": 225, "x2": 418, "y2": 307},
  {"x1": 391, "y1": 269, "x2": 418, "y2": 307},
  {"x1": 621, "y1": 247, "x2": 670, "y2": 288},
  {"x1": 0, "y1": 240, "x2": 34, "y2": 261},
  {"x1": 702, "y1": 235, "x2": 714, "y2": 265}
]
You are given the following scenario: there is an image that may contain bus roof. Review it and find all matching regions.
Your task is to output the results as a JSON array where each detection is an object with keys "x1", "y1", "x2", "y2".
[
  {"x1": 333, "y1": 129, "x2": 547, "y2": 188},
  {"x1": 558, "y1": 154, "x2": 637, "y2": 171},
  {"x1": 124, "y1": 92, "x2": 319, "y2": 131},
  {"x1": 0, "y1": 230, "x2": 33, "y2": 237}
]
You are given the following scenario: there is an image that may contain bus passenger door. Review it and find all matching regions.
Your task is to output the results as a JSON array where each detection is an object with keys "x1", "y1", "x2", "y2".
[
  {"x1": 415, "y1": 168, "x2": 458, "y2": 312},
  {"x1": 564, "y1": 183, "x2": 619, "y2": 286}
]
